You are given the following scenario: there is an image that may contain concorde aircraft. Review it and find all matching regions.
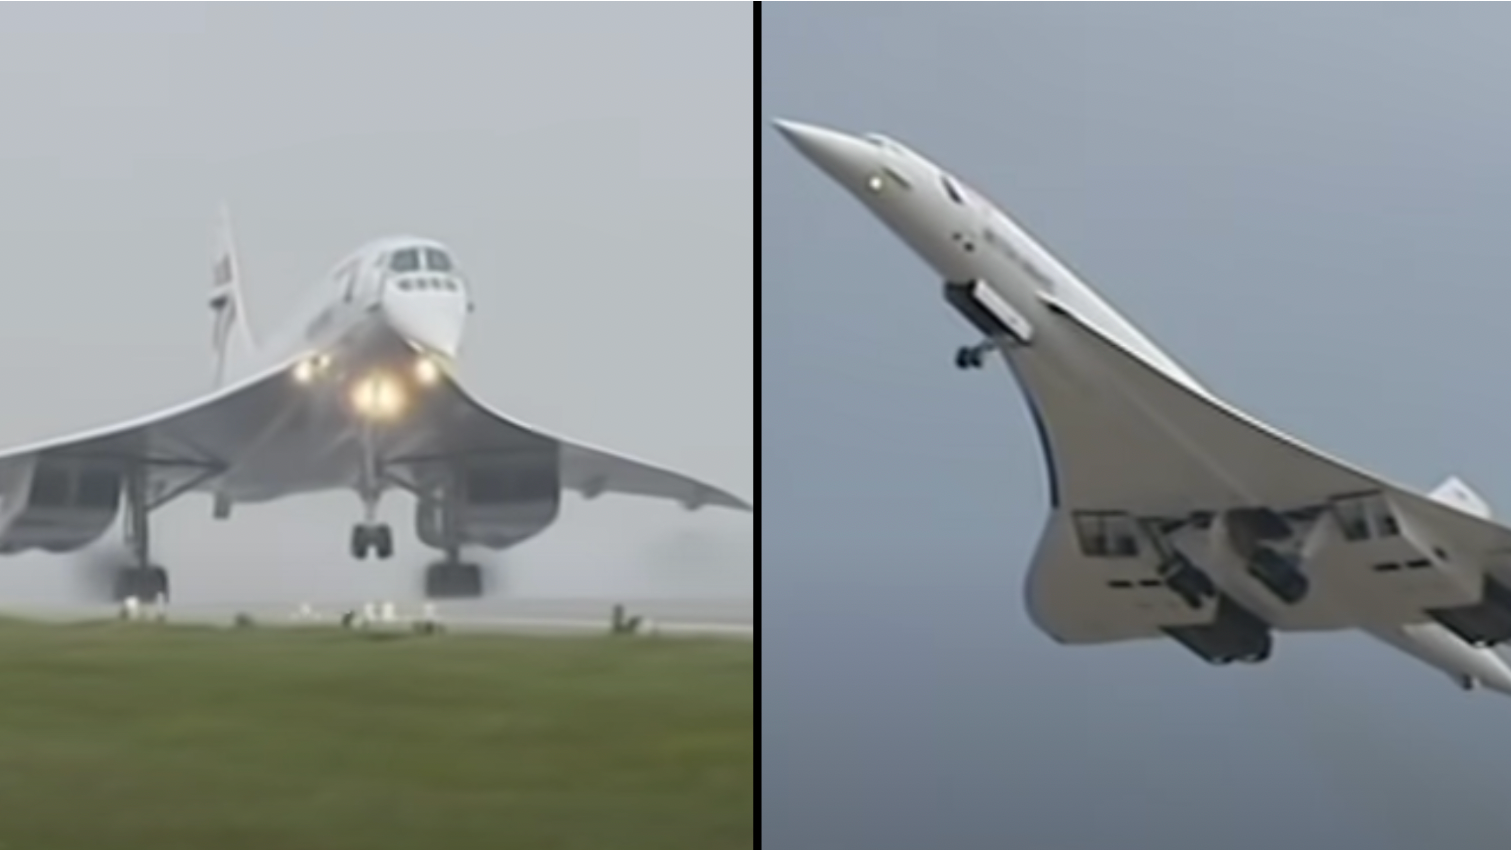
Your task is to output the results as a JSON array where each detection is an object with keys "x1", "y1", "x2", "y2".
[
  {"x1": 0, "y1": 209, "x2": 751, "y2": 602},
  {"x1": 775, "y1": 117, "x2": 1511, "y2": 696}
]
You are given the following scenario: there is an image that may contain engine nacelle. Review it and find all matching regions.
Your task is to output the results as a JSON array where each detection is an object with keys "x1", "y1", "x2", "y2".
[
  {"x1": 0, "y1": 456, "x2": 121, "y2": 554},
  {"x1": 415, "y1": 456, "x2": 562, "y2": 551}
]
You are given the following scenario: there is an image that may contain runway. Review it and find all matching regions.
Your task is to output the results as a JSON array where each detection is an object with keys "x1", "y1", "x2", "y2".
[{"x1": 9, "y1": 597, "x2": 756, "y2": 640}]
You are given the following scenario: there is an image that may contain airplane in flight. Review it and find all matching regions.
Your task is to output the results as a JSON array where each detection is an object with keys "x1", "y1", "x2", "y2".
[
  {"x1": 0, "y1": 209, "x2": 752, "y2": 602},
  {"x1": 774, "y1": 117, "x2": 1511, "y2": 697}
]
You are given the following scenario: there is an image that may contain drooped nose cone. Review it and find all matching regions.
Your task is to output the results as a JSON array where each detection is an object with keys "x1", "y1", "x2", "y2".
[
  {"x1": 382, "y1": 280, "x2": 468, "y2": 359},
  {"x1": 772, "y1": 118, "x2": 878, "y2": 190}
]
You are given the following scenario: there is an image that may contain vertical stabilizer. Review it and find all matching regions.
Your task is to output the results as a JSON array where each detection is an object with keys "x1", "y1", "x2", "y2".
[
  {"x1": 1429, "y1": 475, "x2": 1494, "y2": 520},
  {"x1": 209, "y1": 204, "x2": 258, "y2": 386}
]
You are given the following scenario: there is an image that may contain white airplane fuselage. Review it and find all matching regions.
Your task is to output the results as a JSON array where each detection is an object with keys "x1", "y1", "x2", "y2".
[
  {"x1": 774, "y1": 118, "x2": 1511, "y2": 696},
  {"x1": 210, "y1": 235, "x2": 472, "y2": 503},
  {"x1": 0, "y1": 216, "x2": 748, "y2": 602}
]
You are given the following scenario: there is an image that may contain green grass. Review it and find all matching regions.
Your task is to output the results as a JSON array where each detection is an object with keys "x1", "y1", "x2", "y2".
[{"x1": 0, "y1": 619, "x2": 753, "y2": 850}]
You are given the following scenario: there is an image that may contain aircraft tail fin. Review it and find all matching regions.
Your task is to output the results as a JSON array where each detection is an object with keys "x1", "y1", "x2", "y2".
[
  {"x1": 1429, "y1": 475, "x2": 1494, "y2": 520},
  {"x1": 209, "y1": 204, "x2": 258, "y2": 386}
]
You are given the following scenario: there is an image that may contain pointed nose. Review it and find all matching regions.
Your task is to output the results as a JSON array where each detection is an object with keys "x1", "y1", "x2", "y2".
[
  {"x1": 1477, "y1": 650, "x2": 1511, "y2": 697},
  {"x1": 772, "y1": 118, "x2": 877, "y2": 187},
  {"x1": 382, "y1": 285, "x2": 467, "y2": 359}
]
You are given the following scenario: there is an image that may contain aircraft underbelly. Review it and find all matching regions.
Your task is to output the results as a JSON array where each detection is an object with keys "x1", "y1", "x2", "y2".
[{"x1": 1003, "y1": 299, "x2": 1499, "y2": 638}]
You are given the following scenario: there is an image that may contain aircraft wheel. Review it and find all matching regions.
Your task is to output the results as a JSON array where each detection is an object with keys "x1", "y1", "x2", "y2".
[
  {"x1": 350, "y1": 525, "x2": 370, "y2": 560},
  {"x1": 149, "y1": 566, "x2": 170, "y2": 601},
  {"x1": 954, "y1": 345, "x2": 987, "y2": 370},
  {"x1": 112, "y1": 565, "x2": 170, "y2": 602},
  {"x1": 373, "y1": 524, "x2": 394, "y2": 560},
  {"x1": 424, "y1": 561, "x2": 485, "y2": 600}
]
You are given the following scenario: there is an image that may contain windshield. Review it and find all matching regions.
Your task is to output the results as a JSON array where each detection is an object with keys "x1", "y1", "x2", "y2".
[{"x1": 389, "y1": 249, "x2": 421, "y2": 273}]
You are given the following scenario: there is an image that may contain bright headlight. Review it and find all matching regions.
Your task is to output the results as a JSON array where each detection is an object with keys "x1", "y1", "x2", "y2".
[
  {"x1": 292, "y1": 353, "x2": 333, "y2": 384},
  {"x1": 349, "y1": 373, "x2": 407, "y2": 420},
  {"x1": 413, "y1": 355, "x2": 441, "y2": 386}
]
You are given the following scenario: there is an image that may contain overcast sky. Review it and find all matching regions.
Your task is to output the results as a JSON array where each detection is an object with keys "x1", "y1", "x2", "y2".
[
  {"x1": 0, "y1": 4, "x2": 753, "y2": 610},
  {"x1": 764, "y1": 5, "x2": 1511, "y2": 849}
]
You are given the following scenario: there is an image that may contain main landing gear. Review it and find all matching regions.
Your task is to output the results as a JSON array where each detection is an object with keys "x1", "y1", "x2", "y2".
[
  {"x1": 955, "y1": 340, "x2": 995, "y2": 370},
  {"x1": 424, "y1": 553, "x2": 485, "y2": 600},
  {"x1": 111, "y1": 465, "x2": 170, "y2": 603},
  {"x1": 414, "y1": 489, "x2": 484, "y2": 600}
]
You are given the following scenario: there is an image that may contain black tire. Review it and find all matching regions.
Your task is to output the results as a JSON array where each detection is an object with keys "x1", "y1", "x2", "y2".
[
  {"x1": 461, "y1": 563, "x2": 484, "y2": 597},
  {"x1": 374, "y1": 525, "x2": 394, "y2": 560},
  {"x1": 150, "y1": 566, "x2": 170, "y2": 602},
  {"x1": 350, "y1": 525, "x2": 370, "y2": 560},
  {"x1": 111, "y1": 566, "x2": 169, "y2": 603},
  {"x1": 423, "y1": 562, "x2": 485, "y2": 600}
]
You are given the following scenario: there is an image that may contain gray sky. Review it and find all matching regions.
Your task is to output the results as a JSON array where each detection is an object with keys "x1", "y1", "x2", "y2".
[
  {"x1": 764, "y1": 5, "x2": 1511, "y2": 849},
  {"x1": 0, "y1": 4, "x2": 753, "y2": 608}
]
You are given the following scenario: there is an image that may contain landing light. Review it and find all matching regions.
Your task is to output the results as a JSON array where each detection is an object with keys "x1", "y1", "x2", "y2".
[
  {"x1": 413, "y1": 355, "x2": 441, "y2": 386},
  {"x1": 349, "y1": 373, "x2": 408, "y2": 420},
  {"x1": 292, "y1": 353, "x2": 333, "y2": 384},
  {"x1": 866, "y1": 174, "x2": 886, "y2": 193}
]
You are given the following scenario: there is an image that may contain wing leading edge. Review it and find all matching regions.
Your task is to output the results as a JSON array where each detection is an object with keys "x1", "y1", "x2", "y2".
[
  {"x1": 433, "y1": 374, "x2": 753, "y2": 513},
  {"x1": 0, "y1": 354, "x2": 310, "y2": 554},
  {"x1": 0, "y1": 351, "x2": 748, "y2": 556}
]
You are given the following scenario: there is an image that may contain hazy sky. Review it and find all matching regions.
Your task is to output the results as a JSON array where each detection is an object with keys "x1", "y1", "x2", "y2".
[
  {"x1": 764, "y1": 5, "x2": 1511, "y2": 849},
  {"x1": 0, "y1": 4, "x2": 753, "y2": 608}
]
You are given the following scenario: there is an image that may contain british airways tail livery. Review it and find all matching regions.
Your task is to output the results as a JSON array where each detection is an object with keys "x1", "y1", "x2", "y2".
[
  {"x1": 775, "y1": 117, "x2": 1511, "y2": 697},
  {"x1": 0, "y1": 211, "x2": 751, "y2": 602}
]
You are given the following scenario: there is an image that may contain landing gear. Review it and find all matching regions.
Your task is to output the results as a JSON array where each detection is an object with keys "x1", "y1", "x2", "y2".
[
  {"x1": 349, "y1": 419, "x2": 394, "y2": 560},
  {"x1": 1224, "y1": 508, "x2": 1311, "y2": 606},
  {"x1": 110, "y1": 463, "x2": 170, "y2": 603},
  {"x1": 1246, "y1": 547, "x2": 1310, "y2": 605},
  {"x1": 424, "y1": 557, "x2": 485, "y2": 599},
  {"x1": 1163, "y1": 595, "x2": 1275, "y2": 666},
  {"x1": 1158, "y1": 551, "x2": 1218, "y2": 610},
  {"x1": 417, "y1": 473, "x2": 485, "y2": 600},
  {"x1": 350, "y1": 523, "x2": 394, "y2": 560},
  {"x1": 954, "y1": 341, "x2": 994, "y2": 370},
  {"x1": 114, "y1": 565, "x2": 169, "y2": 602}
]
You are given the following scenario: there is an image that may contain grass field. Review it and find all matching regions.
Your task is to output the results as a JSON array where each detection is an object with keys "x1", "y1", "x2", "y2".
[{"x1": 0, "y1": 619, "x2": 753, "y2": 850}]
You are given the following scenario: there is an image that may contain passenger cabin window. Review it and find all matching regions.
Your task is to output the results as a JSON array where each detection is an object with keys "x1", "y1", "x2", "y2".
[
  {"x1": 424, "y1": 249, "x2": 453, "y2": 272},
  {"x1": 941, "y1": 174, "x2": 966, "y2": 205},
  {"x1": 389, "y1": 249, "x2": 421, "y2": 273}
]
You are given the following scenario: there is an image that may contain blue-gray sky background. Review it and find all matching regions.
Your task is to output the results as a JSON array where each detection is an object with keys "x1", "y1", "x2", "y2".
[
  {"x1": 0, "y1": 4, "x2": 753, "y2": 609},
  {"x1": 764, "y1": 5, "x2": 1511, "y2": 848}
]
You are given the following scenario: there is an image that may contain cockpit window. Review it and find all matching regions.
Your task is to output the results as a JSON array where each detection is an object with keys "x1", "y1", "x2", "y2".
[
  {"x1": 424, "y1": 248, "x2": 453, "y2": 272},
  {"x1": 390, "y1": 249, "x2": 421, "y2": 273}
]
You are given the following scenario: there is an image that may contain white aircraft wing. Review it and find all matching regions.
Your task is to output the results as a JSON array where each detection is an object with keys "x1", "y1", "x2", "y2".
[
  {"x1": 383, "y1": 370, "x2": 753, "y2": 515},
  {"x1": 1012, "y1": 294, "x2": 1511, "y2": 647},
  {"x1": 0, "y1": 354, "x2": 312, "y2": 555}
]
